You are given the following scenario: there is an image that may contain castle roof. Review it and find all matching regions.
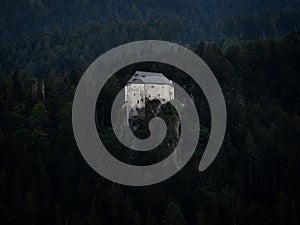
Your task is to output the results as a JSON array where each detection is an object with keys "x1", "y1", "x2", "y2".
[{"x1": 127, "y1": 71, "x2": 173, "y2": 85}]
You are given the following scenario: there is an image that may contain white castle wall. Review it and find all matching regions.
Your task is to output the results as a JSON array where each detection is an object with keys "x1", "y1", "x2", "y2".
[
  {"x1": 125, "y1": 83, "x2": 174, "y2": 109},
  {"x1": 144, "y1": 84, "x2": 174, "y2": 103},
  {"x1": 125, "y1": 84, "x2": 145, "y2": 109}
]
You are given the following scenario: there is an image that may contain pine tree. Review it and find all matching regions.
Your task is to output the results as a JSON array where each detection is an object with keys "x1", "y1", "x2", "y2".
[
  {"x1": 146, "y1": 207, "x2": 158, "y2": 225},
  {"x1": 12, "y1": 171, "x2": 23, "y2": 225},
  {"x1": 55, "y1": 205, "x2": 64, "y2": 225},
  {"x1": 24, "y1": 192, "x2": 36, "y2": 225},
  {"x1": 0, "y1": 169, "x2": 8, "y2": 206},
  {"x1": 164, "y1": 200, "x2": 186, "y2": 225},
  {"x1": 243, "y1": 132, "x2": 256, "y2": 185},
  {"x1": 71, "y1": 210, "x2": 83, "y2": 225},
  {"x1": 88, "y1": 201, "x2": 100, "y2": 225},
  {"x1": 196, "y1": 209, "x2": 206, "y2": 225}
]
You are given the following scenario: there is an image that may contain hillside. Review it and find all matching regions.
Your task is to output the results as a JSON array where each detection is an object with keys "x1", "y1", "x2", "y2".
[
  {"x1": 1, "y1": 0, "x2": 300, "y2": 41},
  {"x1": 0, "y1": 1, "x2": 300, "y2": 224},
  {"x1": 0, "y1": 33, "x2": 299, "y2": 225}
]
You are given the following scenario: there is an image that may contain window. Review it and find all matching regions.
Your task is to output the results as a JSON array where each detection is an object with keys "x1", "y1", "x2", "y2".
[
  {"x1": 137, "y1": 100, "x2": 139, "y2": 104},
  {"x1": 163, "y1": 99, "x2": 165, "y2": 101},
  {"x1": 149, "y1": 95, "x2": 151, "y2": 98},
  {"x1": 158, "y1": 94, "x2": 160, "y2": 97},
  {"x1": 151, "y1": 85, "x2": 155, "y2": 88}
]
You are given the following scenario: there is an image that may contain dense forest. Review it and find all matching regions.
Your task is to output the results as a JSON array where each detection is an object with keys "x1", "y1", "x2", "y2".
[
  {"x1": 0, "y1": 26, "x2": 299, "y2": 224},
  {"x1": 1, "y1": 0, "x2": 300, "y2": 41},
  {"x1": 0, "y1": 0, "x2": 300, "y2": 224}
]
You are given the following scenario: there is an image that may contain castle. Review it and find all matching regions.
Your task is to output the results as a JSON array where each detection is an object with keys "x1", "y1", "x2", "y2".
[{"x1": 125, "y1": 71, "x2": 174, "y2": 109}]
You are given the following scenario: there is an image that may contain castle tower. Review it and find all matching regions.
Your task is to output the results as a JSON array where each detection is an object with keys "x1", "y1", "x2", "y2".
[{"x1": 125, "y1": 71, "x2": 174, "y2": 110}]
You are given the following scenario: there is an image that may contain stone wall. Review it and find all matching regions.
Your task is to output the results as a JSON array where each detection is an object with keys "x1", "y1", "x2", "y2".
[{"x1": 125, "y1": 83, "x2": 174, "y2": 109}]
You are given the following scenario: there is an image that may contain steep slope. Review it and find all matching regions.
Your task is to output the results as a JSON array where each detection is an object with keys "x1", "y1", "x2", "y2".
[{"x1": 1, "y1": 0, "x2": 300, "y2": 41}]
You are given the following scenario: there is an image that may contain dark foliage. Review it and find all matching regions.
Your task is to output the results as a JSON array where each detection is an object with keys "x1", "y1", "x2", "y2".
[
  {"x1": 0, "y1": 29, "x2": 299, "y2": 225},
  {"x1": 1, "y1": 0, "x2": 300, "y2": 42}
]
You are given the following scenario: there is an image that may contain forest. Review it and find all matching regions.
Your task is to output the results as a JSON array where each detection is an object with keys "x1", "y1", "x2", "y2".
[
  {"x1": 0, "y1": 27, "x2": 299, "y2": 224},
  {"x1": 1, "y1": 0, "x2": 300, "y2": 42},
  {"x1": 0, "y1": 0, "x2": 300, "y2": 225}
]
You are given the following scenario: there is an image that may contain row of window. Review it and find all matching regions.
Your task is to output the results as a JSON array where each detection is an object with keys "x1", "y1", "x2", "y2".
[
  {"x1": 133, "y1": 92, "x2": 172, "y2": 96},
  {"x1": 136, "y1": 98, "x2": 166, "y2": 104},
  {"x1": 151, "y1": 85, "x2": 167, "y2": 88}
]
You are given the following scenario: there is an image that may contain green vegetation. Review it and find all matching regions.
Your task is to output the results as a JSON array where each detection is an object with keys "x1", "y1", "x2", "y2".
[
  {"x1": 1, "y1": 0, "x2": 300, "y2": 42},
  {"x1": 0, "y1": 29, "x2": 299, "y2": 224}
]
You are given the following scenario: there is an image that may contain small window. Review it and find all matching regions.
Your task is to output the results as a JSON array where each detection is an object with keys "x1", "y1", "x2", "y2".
[
  {"x1": 163, "y1": 99, "x2": 165, "y2": 101},
  {"x1": 149, "y1": 95, "x2": 151, "y2": 98},
  {"x1": 151, "y1": 85, "x2": 155, "y2": 88},
  {"x1": 133, "y1": 93, "x2": 136, "y2": 96},
  {"x1": 158, "y1": 94, "x2": 160, "y2": 97},
  {"x1": 137, "y1": 100, "x2": 139, "y2": 104}
]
